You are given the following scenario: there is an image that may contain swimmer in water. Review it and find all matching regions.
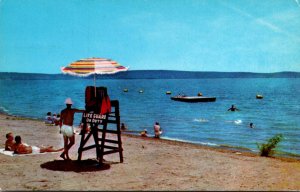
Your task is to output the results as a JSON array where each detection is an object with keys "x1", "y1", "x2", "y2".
[
  {"x1": 228, "y1": 105, "x2": 239, "y2": 112},
  {"x1": 249, "y1": 122, "x2": 254, "y2": 128}
]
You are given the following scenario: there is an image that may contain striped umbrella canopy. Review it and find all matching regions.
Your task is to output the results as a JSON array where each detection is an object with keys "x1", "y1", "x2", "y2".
[{"x1": 61, "y1": 57, "x2": 128, "y2": 77}]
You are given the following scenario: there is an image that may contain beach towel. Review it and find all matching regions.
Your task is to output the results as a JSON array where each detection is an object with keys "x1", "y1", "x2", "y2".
[
  {"x1": 100, "y1": 95, "x2": 111, "y2": 115},
  {"x1": 0, "y1": 148, "x2": 61, "y2": 156}
]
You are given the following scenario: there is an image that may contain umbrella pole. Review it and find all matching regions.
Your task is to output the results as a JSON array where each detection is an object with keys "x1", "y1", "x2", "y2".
[{"x1": 94, "y1": 73, "x2": 96, "y2": 97}]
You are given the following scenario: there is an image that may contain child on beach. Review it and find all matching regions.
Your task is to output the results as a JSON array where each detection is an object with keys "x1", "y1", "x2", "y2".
[
  {"x1": 121, "y1": 123, "x2": 127, "y2": 131},
  {"x1": 140, "y1": 129, "x2": 148, "y2": 137},
  {"x1": 5, "y1": 132, "x2": 16, "y2": 151}
]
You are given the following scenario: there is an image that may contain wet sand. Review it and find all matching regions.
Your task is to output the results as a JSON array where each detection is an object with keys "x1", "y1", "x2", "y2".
[{"x1": 0, "y1": 113, "x2": 300, "y2": 191}]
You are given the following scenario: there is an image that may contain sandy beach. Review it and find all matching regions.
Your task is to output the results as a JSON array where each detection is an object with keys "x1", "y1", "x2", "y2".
[{"x1": 0, "y1": 113, "x2": 300, "y2": 191}]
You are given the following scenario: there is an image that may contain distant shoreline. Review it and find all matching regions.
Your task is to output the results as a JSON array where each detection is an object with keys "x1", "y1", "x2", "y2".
[{"x1": 1, "y1": 70, "x2": 300, "y2": 80}]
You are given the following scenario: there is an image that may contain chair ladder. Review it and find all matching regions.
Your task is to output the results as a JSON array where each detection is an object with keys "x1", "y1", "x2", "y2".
[{"x1": 77, "y1": 100, "x2": 123, "y2": 164}]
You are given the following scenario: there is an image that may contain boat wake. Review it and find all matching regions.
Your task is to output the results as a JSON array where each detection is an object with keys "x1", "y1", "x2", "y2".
[
  {"x1": 226, "y1": 119, "x2": 243, "y2": 125},
  {"x1": 193, "y1": 118, "x2": 209, "y2": 123}
]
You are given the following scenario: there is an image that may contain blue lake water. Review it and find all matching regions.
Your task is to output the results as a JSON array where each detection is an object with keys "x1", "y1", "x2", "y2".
[{"x1": 0, "y1": 78, "x2": 299, "y2": 157}]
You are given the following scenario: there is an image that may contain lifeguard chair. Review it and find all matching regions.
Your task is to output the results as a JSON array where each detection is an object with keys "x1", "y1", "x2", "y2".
[{"x1": 77, "y1": 86, "x2": 123, "y2": 164}]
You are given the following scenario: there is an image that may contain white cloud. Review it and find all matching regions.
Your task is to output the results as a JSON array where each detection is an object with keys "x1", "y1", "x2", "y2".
[
  {"x1": 255, "y1": 18, "x2": 281, "y2": 32},
  {"x1": 222, "y1": 3, "x2": 300, "y2": 42}
]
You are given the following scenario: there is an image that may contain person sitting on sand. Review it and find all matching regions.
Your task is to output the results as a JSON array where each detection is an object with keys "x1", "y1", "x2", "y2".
[
  {"x1": 140, "y1": 129, "x2": 148, "y2": 137},
  {"x1": 52, "y1": 113, "x2": 57, "y2": 123},
  {"x1": 53, "y1": 113, "x2": 61, "y2": 126},
  {"x1": 228, "y1": 105, "x2": 239, "y2": 112},
  {"x1": 5, "y1": 132, "x2": 16, "y2": 151},
  {"x1": 121, "y1": 123, "x2": 127, "y2": 131},
  {"x1": 45, "y1": 112, "x2": 54, "y2": 124},
  {"x1": 13, "y1": 135, "x2": 63, "y2": 154},
  {"x1": 154, "y1": 122, "x2": 162, "y2": 138}
]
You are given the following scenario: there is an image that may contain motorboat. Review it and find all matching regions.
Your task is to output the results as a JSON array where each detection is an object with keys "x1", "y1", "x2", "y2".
[
  {"x1": 171, "y1": 95, "x2": 216, "y2": 102},
  {"x1": 256, "y1": 94, "x2": 263, "y2": 99}
]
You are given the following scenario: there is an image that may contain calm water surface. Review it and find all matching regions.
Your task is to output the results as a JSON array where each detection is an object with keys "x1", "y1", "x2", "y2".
[{"x1": 0, "y1": 78, "x2": 299, "y2": 156}]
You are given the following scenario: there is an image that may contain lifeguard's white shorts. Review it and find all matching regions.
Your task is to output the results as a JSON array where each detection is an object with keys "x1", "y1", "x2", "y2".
[{"x1": 61, "y1": 125, "x2": 74, "y2": 137}]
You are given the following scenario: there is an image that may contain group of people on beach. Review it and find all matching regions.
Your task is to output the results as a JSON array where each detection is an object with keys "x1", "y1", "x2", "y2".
[
  {"x1": 4, "y1": 100, "x2": 252, "y2": 158},
  {"x1": 5, "y1": 95, "x2": 165, "y2": 159},
  {"x1": 44, "y1": 112, "x2": 60, "y2": 126},
  {"x1": 139, "y1": 122, "x2": 163, "y2": 138},
  {"x1": 4, "y1": 97, "x2": 84, "y2": 160}
]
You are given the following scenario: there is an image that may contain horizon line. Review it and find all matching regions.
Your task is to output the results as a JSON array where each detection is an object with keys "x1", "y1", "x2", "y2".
[{"x1": 1, "y1": 70, "x2": 300, "y2": 75}]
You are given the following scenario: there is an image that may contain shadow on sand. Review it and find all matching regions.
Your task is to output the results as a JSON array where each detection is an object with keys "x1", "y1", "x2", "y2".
[{"x1": 40, "y1": 159, "x2": 111, "y2": 172}]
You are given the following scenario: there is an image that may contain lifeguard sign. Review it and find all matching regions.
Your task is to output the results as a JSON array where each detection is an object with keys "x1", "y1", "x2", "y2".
[
  {"x1": 82, "y1": 113, "x2": 106, "y2": 124},
  {"x1": 77, "y1": 86, "x2": 123, "y2": 164}
]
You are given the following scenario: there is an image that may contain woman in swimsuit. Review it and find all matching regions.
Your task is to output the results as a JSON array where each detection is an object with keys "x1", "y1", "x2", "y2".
[{"x1": 14, "y1": 135, "x2": 63, "y2": 154}]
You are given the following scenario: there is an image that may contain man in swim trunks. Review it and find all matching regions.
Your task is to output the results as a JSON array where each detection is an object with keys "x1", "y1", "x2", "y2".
[
  {"x1": 5, "y1": 132, "x2": 16, "y2": 151},
  {"x1": 59, "y1": 97, "x2": 85, "y2": 160},
  {"x1": 13, "y1": 135, "x2": 63, "y2": 154}
]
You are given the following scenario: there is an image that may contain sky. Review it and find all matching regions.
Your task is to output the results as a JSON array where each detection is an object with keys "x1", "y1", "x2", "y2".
[{"x1": 0, "y1": 0, "x2": 300, "y2": 74}]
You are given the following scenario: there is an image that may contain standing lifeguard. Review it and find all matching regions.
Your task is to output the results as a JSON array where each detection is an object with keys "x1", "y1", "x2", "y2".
[{"x1": 59, "y1": 98, "x2": 85, "y2": 160}]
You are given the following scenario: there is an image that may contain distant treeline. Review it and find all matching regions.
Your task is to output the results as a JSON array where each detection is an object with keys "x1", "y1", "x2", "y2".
[{"x1": 0, "y1": 70, "x2": 300, "y2": 80}]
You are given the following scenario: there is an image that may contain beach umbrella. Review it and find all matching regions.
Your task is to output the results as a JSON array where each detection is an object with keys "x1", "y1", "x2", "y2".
[
  {"x1": 61, "y1": 57, "x2": 129, "y2": 95},
  {"x1": 61, "y1": 57, "x2": 128, "y2": 85}
]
